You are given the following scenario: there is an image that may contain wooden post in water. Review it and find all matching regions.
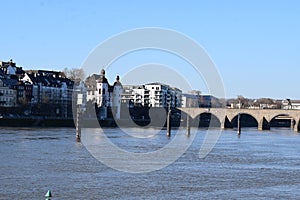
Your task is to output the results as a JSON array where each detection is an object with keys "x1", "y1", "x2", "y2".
[
  {"x1": 167, "y1": 108, "x2": 171, "y2": 137},
  {"x1": 237, "y1": 113, "x2": 241, "y2": 135},
  {"x1": 76, "y1": 105, "x2": 81, "y2": 142},
  {"x1": 76, "y1": 94, "x2": 83, "y2": 142},
  {"x1": 186, "y1": 115, "x2": 191, "y2": 137}
]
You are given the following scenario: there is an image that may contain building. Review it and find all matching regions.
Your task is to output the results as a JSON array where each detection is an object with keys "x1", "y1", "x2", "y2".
[
  {"x1": 112, "y1": 76, "x2": 123, "y2": 119},
  {"x1": 199, "y1": 95, "x2": 212, "y2": 108},
  {"x1": 173, "y1": 87, "x2": 182, "y2": 108},
  {"x1": 0, "y1": 59, "x2": 24, "y2": 78},
  {"x1": 85, "y1": 69, "x2": 123, "y2": 119},
  {"x1": 121, "y1": 85, "x2": 150, "y2": 107},
  {"x1": 199, "y1": 95, "x2": 223, "y2": 108},
  {"x1": 21, "y1": 70, "x2": 74, "y2": 117},
  {"x1": 282, "y1": 99, "x2": 300, "y2": 110},
  {"x1": 181, "y1": 91, "x2": 201, "y2": 108},
  {"x1": 0, "y1": 60, "x2": 25, "y2": 107},
  {"x1": 0, "y1": 78, "x2": 17, "y2": 107},
  {"x1": 144, "y1": 82, "x2": 182, "y2": 108}
]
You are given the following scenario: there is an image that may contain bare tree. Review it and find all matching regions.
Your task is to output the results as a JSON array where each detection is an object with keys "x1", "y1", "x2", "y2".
[
  {"x1": 236, "y1": 95, "x2": 249, "y2": 108},
  {"x1": 63, "y1": 67, "x2": 85, "y2": 82}
]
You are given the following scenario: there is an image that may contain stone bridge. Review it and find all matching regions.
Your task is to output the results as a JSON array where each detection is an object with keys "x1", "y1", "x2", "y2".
[{"x1": 178, "y1": 108, "x2": 300, "y2": 132}]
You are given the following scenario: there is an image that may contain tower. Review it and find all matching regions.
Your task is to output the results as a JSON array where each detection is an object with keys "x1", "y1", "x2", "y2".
[
  {"x1": 96, "y1": 69, "x2": 109, "y2": 119},
  {"x1": 112, "y1": 75, "x2": 123, "y2": 119}
]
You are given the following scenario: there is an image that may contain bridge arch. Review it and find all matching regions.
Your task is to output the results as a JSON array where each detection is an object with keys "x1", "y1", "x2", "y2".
[
  {"x1": 178, "y1": 110, "x2": 223, "y2": 128},
  {"x1": 269, "y1": 114, "x2": 296, "y2": 129},
  {"x1": 178, "y1": 108, "x2": 300, "y2": 132},
  {"x1": 230, "y1": 113, "x2": 258, "y2": 128},
  {"x1": 199, "y1": 112, "x2": 221, "y2": 128}
]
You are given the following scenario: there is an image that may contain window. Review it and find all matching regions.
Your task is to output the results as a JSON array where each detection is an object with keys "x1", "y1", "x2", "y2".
[{"x1": 99, "y1": 89, "x2": 101, "y2": 94}]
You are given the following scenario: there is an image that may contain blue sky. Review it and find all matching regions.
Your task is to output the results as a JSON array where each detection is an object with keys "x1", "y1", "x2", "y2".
[{"x1": 0, "y1": 1, "x2": 299, "y2": 99}]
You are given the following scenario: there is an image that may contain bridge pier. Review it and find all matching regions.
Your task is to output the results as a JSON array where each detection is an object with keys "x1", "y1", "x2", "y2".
[
  {"x1": 258, "y1": 117, "x2": 270, "y2": 131},
  {"x1": 294, "y1": 119, "x2": 299, "y2": 132},
  {"x1": 221, "y1": 119, "x2": 225, "y2": 129},
  {"x1": 291, "y1": 118, "x2": 295, "y2": 129},
  {"x1": 221, "y1": 116, "x2": 232, "y2": 129}
]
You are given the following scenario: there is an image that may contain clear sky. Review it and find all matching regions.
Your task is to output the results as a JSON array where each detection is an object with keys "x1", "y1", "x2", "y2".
[{"x1": 0, "y1": 0, "x2": 299, "y2": 99}]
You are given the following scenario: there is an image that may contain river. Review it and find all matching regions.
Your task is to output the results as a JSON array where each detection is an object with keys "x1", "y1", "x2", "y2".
[{"x1": 1, "y1": 127, "x2": 300, "y2": 199}]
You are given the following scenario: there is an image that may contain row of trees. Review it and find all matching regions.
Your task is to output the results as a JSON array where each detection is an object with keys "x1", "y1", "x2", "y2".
[{"x1": 229, "y1": 96, "x2": 282, "y2": 109}]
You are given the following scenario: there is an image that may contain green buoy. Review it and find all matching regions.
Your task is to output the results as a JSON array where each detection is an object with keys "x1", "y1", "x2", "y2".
[{"x1": 45, "y1": 190, "x2": 52, "y2": 200}]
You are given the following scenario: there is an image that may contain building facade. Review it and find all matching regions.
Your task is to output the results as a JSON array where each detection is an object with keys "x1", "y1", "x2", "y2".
[
  {"x1": 21, "y1": 70, "x2": 74, "y2": 117},
  {"x1": 144, "y1": 83, "x2": 182, "y2": 108},
  {"x1": 0, "y1": 78, "x2": 17, "y2": 107},
  {"x1": 0, "y1": 60, "x2": 22, "y2": 108},
  {"x1": 121, "y1": 83, "x2": 182, "y2": 108},
  {"x1": 85, "y1": 69, "x2": 123, "y2": 119},
  {"x1": 282, "y1": 99, "x2": 300, "y2": 110},
  {"x1": 181, "y1": 92, "x2": 201, "y2": 108},
  {"x1": 121, "y1": 85, "x2": 150, "y2": 107}
]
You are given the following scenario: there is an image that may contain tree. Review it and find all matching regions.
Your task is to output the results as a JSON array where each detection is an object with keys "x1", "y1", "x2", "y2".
[
  {"x1": 287, "y1": 98, "x2": 292, "y2": 109},
  {"x1": 236, "y1": 95, "x2": 250, "y2": 108},
  {"x1": 63, "y1": 67, "x2": 85, "y2": 82},
  {"x1": 254, "y1": 98, "x2": 275, "y2": 105}
]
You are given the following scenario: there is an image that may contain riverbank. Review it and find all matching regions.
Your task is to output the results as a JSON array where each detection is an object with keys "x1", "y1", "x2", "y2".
[
  {"x1": 0, "y1": 114, "x2": 293, "y2": 128},
  {"x1": 0, "y1": 116, "x2": 75, "y2": 127}
]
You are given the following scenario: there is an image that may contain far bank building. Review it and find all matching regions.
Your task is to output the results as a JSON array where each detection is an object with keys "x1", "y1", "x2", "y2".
[{"x1": 85, "y1": 69, "x2": 123, "y2": 119}]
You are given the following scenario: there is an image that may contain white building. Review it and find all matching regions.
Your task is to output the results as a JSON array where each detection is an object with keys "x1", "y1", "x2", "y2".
[
  {"x1": 85, "y1": 69, "x2": 123, "y2": 119},
  {"x1": 144, "y1": 83, "x2": 182, "y2": 108},
  {"x1": 282, "y1": 99, "x2": 300, "y2": 110},
  {"x1": 112, "y1": 77, "x2": 123, "y2": 119},
  {"x1": 121, "y1": 85, "x2": 150, "y2": 107}
]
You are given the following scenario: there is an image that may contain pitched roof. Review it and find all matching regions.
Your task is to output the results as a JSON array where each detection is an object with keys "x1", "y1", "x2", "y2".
[{"x1": 26, "y1": 71, "x2": 73, "y2": 88}]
